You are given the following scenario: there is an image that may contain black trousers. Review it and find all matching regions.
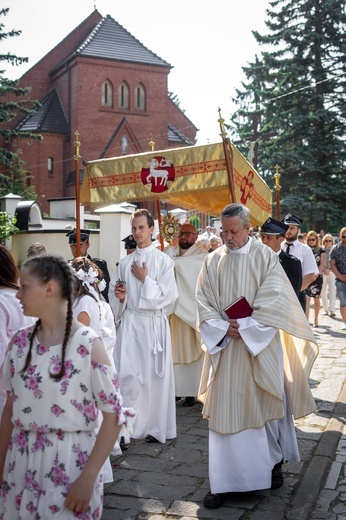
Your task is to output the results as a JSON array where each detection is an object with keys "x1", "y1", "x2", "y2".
[{"x1": 298, "y1": 291, "x2": 306, "y2": 312}]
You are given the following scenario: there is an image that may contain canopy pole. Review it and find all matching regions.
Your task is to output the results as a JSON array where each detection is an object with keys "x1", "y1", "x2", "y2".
[
  {"x1": 149, "y1": 134, "x2": 164, "y2": 251},
  {"x1": 274, "y1": 164, "x2": 281, "y2": 220},
  {"x1": 218, "y1": 108, "x2": 236, "y2": 203},
  {"x1": 73, "y1": 130, "x2": 81, "y2": 257}
]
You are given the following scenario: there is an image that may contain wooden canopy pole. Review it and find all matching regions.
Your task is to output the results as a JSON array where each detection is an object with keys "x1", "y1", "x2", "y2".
[
  {"x1": 274, "y1": 164, "x2": 281, "y2": 220},
  {"x1": 149, "y1": 134, "x2": 164, "y2": 251},
  {"x1": 218, "y1": 108, "x2": 237, "y2": 203},
  {"x1": 73, "y1": 130, "x2": 81, "y2": 257}
]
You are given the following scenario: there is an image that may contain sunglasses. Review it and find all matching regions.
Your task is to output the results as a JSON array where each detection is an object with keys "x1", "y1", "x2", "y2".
[
  {"x1": 324, "y1": 240, "x2": 333, "y2": 243},
  {"x1": 307, "y1": 238, "x2": 317, "y2": 241},
  {"x1": 342, "y1": 236, "x2": 346, "y2": 239}
]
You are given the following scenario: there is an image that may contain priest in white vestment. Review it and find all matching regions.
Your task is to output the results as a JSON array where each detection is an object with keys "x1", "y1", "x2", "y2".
[
  {"x1": 196, "y1": 203, "x2": 318, "y2": 509},
  {"x1": 165, "y1": 223, "x2": 208, "y2": 405},
  {"x1": 112, "y1": 209, "x2": 178, "y2": 445}
]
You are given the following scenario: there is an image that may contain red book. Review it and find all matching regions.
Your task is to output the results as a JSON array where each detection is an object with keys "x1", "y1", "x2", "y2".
[{"x1": 224, "y1": 296, "x2": 253, "y2": 320}]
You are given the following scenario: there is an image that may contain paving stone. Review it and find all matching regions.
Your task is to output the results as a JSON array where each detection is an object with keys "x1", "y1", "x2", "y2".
[
  {"x1": 101, "y1": 509, "x2": 139, "y2": 520},
  {"x1": 168, "y1": 500, "x2": 244, "y2": 519},
  {"x1": 101, "y1": 307, "x2": 346, "y2": 519},
  {"x1": 112, "y1": 479, "x2": 196, "y2": 501},
  {"x1": 314, "y1": 490, "x2": 339, "y2": 511},
  {"x1": 133, "y1": 473, "x2": 199, "y2": 488},
  {"x1": 103, "y1": 495, "x2": 169, "y2": 513}
]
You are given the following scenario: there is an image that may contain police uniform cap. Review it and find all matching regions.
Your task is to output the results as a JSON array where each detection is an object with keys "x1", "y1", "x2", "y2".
[
  {"x1": 281, "y1": 213, "x2": 303, "y2": 227},
  {"x1": 260, "y1": 217, "x2": 288, "y2": 237},
  {"x1": 122, "y1": 234, "x2": 137, "y2": 250},
  {"x1": 66, "y1": 228, "x2": 91, "y2": 244}
]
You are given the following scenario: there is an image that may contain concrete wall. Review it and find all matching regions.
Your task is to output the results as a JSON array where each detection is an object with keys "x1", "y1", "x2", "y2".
[{"x1": 10, "y1": 207, "x2": 133, "y2": 274}]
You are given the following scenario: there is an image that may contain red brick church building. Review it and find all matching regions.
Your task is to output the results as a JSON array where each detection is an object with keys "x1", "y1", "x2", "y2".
[{"x1": 4, "y1": 10, "x2": 198, "y2": 214}]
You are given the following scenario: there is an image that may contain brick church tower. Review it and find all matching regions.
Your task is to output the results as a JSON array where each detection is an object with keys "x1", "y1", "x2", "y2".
[{"x1": 3, "y1": 10, "x2": 197, "y2": 214}]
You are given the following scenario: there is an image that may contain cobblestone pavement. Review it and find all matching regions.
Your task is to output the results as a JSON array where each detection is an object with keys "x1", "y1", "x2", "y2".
[{"x1": 102, "y1": 307, "x2": 346, "y2": 520}]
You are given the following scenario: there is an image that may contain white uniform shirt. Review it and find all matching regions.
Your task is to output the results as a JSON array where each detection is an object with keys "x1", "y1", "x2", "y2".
[{"x1": 281, "y1": 239, "x2": 319, "y2": 277}]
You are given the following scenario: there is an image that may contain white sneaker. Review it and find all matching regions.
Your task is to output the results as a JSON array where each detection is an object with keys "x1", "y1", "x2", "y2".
[{"x1": 341, "y1": 323, "x2": 346, "y2": 331}]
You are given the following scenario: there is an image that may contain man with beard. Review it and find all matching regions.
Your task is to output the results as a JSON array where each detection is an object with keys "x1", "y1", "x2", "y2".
[
  {"x1": 280, "y1": 214, "x2": 318, "y2": 311},
  {"x1": 165, "y1": 223, "x2": 208, "y2": 406},
  {"x1": 197, "y1": 203, "x2": 318, "y2": 509},
  {"x1": 260, "y1": 217, "x2": 302, "y2": 297}
]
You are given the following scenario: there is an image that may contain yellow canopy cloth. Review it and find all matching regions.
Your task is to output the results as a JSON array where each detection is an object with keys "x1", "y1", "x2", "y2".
[{"x1": 81, "y1": 142, "x2": 272, "y2": 226}]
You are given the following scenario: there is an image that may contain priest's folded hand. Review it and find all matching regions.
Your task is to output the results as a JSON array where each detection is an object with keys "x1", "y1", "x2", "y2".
[{"x1": 226, "y1": 320, "x2": 241, "y2": 339}]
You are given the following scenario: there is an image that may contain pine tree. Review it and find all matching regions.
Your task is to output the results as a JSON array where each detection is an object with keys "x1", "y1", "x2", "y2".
[
  {"x1": 0, "y1": 7, "x2": 41, "y2": 167},
  {"x1": 0, "y1": 152, "x2": 37, "y2": 199},
  {"x1": 229, "y1": 0, "x2": 346, "y2": 231}
]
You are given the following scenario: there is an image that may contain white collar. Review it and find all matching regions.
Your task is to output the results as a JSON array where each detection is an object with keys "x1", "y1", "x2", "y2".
[
  {"x1": 225, "y1": 237, "x2": 252, "y2": 255},
  {"x1": 136, "y1": 244, "x2": 155, "y2": 255}
]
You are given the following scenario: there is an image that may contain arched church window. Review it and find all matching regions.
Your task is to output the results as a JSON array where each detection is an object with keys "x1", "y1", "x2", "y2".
[
  {"x1": 118, "y1": 81, "x2": 129, "y2": 109},
  {"x1": 102, "y1": 80, "x2": 113, "y2": 107},
  {"x1": 135, "y1": 83, "x2": 146, "y2": 110}
]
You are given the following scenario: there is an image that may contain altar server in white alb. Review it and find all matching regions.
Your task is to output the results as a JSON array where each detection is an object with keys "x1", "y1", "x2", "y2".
[
  {"x1": 196, "y1": 203, "x2": 318, "y2": 509},
  {"x1": 112, "y1": 209, "x2": 178, "y2": 445}
]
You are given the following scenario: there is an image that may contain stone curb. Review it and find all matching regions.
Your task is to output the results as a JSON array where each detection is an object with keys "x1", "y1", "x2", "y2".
[{"x1": 284, "y1": 378, "x2": 346, "y2": 519}]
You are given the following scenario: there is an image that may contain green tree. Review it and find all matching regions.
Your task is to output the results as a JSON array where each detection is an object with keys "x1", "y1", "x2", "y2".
[
  {"x1": 0, "y1": 211, "x2": 19, "y2": 243},
  {"x1": 0, "y1": 152, "x2": 37, "y2": 199},
  {"x1": 0, "y1": 7, "x2": 42, "y2": 168},
  {"x1": 189, "y1": 214, "x2": 201, "y2": 230},
  {"x1": 229, "y1": 0, "x2": 346, "y2": 231}
]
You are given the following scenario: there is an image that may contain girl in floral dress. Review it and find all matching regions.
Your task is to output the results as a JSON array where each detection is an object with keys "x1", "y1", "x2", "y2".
[{"x1": 0, "y1": 255, "x2": 133, "y2": 519}]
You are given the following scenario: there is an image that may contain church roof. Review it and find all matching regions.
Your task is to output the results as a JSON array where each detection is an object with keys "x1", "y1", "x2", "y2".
[
  {"x1": 52, "y1": 14, "x2": 171, "y2": 73},
  {"x1": 15, "y1": 89, "x2": 68, "y2": 134},
  {"x1": 168, "y1": 124, "x2": 194, "y2": 146}
]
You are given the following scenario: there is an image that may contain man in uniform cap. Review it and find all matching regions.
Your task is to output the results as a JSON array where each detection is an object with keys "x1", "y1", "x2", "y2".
[
  {"x1": 280, "y1": 213, "x2": 318, "y2": 311},
  {"x1": 122, "y1": 234, "x2": 137, "y2": 254},
  {"x1": 165, "y1": 222, "x2": 208, "y2": 406},
  {"x1": 260, "y1": 217, "x2": 302, "y2": 297},
  {"x1": 66, "y1": 228, "x2": 110, "y2": 302}
]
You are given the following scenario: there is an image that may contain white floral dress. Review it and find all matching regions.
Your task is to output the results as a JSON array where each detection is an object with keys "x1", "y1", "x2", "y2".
[{"x1": 0, "y1": 325, "x2": 133, "y2": 520}]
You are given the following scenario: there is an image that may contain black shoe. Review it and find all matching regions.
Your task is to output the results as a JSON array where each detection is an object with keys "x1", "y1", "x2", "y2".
[
  {"x1": 119, "y1": 436, "x2": 130, "y2": 450},
  {"x1": 271, "y1": 460, "x2": 284, "y2": 489},
  {"x1": 182, "y1": 396, "x2": 196, "y2": 407},
  {"x1": 203, "y1": 491, "x2": 225, "y2": 509},
  {"x1": 145, "y1": 434, "x2": 159, "y2": 443}
]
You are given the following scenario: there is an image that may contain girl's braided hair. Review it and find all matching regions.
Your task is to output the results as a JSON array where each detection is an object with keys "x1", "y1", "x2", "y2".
[{"x1": 21, "y1": 254, "x2": 77, "y2": 379}]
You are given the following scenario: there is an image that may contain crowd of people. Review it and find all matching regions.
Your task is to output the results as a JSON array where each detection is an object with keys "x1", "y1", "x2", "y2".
[{"x1": 0, "y1": 205, "x2": 345, "y2": 516}]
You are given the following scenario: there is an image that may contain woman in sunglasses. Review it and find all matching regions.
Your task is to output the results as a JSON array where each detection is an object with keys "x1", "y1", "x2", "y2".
[
  {"x1": 320, "y1": 235, "x2": 336, "y2": 317},
  {"x1": 305, "y1": 231, "x2": 326, "y2": 327}
]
